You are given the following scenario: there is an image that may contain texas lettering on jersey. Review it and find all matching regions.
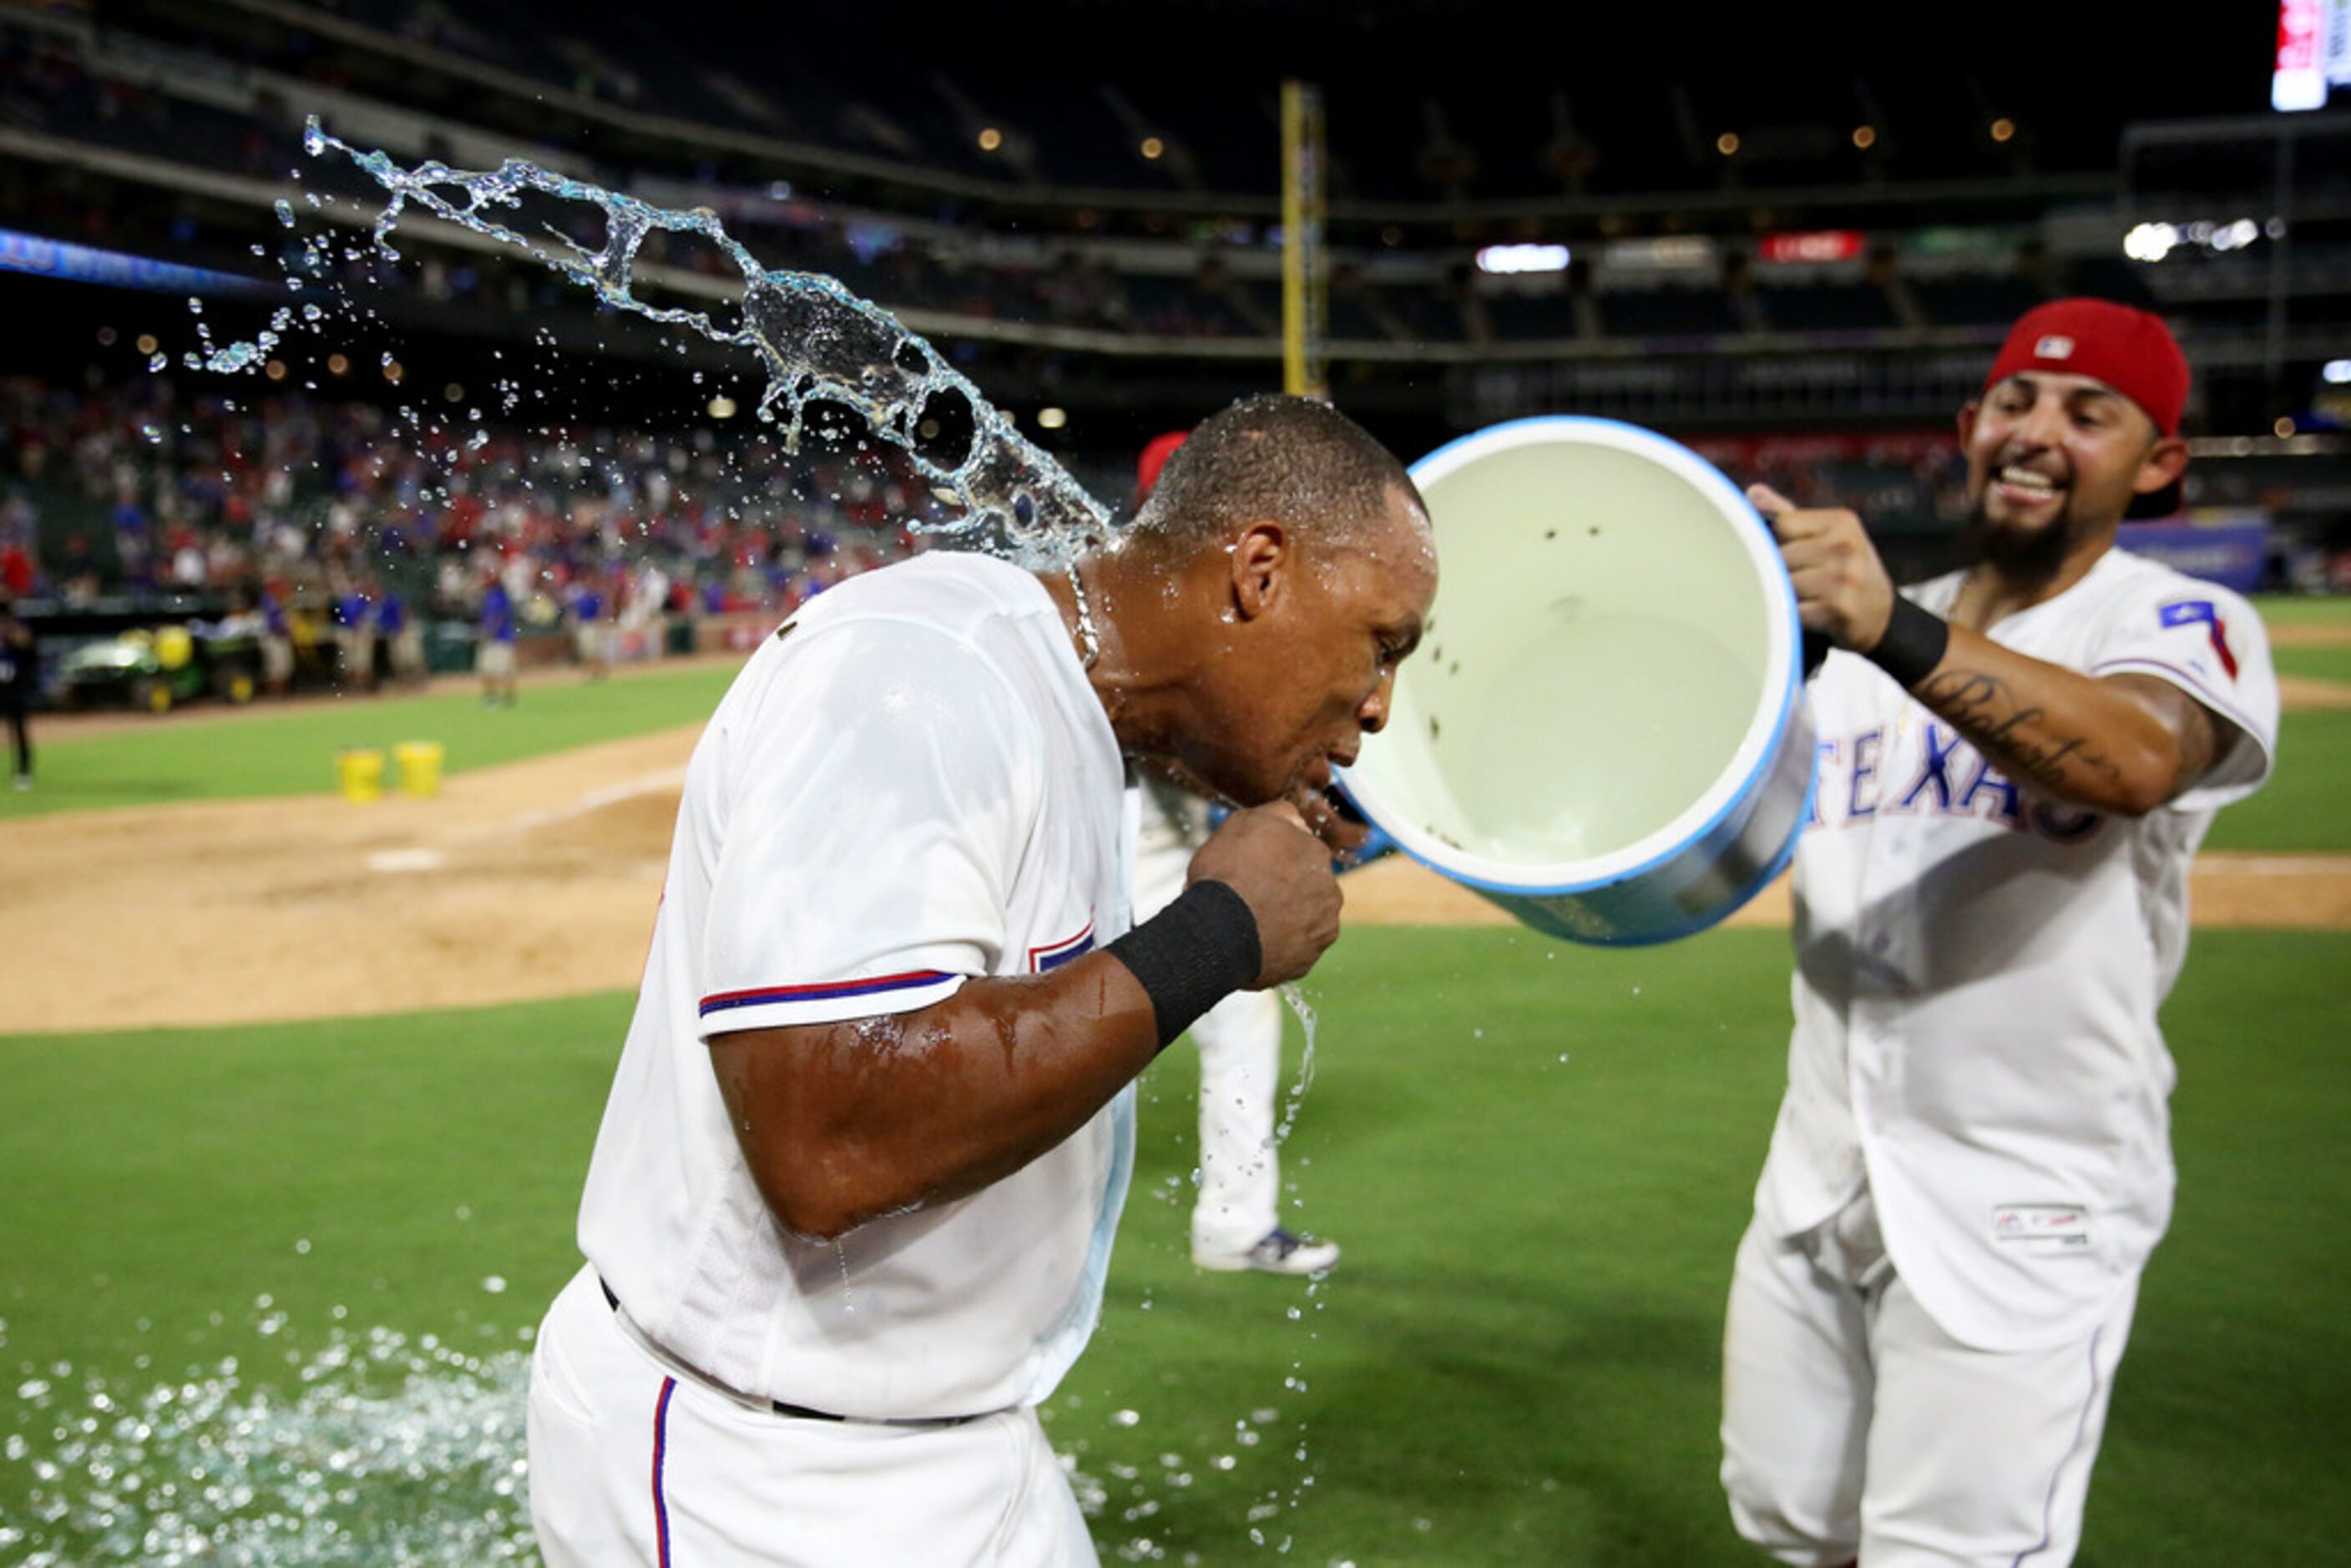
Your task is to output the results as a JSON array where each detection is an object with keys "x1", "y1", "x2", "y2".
[{"x1": 1806, "y1": 721, "x2": 2104, "y2": 842}]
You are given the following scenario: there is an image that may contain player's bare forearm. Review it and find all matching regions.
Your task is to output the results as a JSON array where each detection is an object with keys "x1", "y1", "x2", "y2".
[
  {"x1": 1907, "y1": 625, "x2": 2220, "y2": 816},
  {"x1": 707, "y1": 952, "x2": 1160, "y2": 1241}
]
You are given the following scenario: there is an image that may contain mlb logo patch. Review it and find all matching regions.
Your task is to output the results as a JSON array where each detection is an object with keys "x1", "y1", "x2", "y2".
[
  {"x1": 1991, "y1": 1203, "x2": 2093, "y2": 1248},
  {"x1": 2035, "y1": 334, "x2": 2075, "y2": 360}
]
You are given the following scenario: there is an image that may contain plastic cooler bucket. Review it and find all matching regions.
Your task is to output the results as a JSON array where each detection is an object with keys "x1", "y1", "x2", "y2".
[
  {"x1": 1338, "y1": 416, "x2": 1816, "y2": 946},
  {"x1": 394, "y1": 741, "x2": 445, "y2": 797},
  {"x1": 336, "y1": 747, "x2": 387, "y2": 803}
]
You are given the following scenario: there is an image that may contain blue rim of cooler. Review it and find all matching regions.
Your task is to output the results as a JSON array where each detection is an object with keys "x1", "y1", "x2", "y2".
[
  {"x1": 1339, "y1": 413, "x2": 1808, "y2": 902},
  {"x1": 1546, "y1": 746, "x2": 1818, "y2": 948}
]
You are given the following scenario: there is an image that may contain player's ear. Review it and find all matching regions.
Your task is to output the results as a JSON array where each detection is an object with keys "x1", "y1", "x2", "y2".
[
  {"x1": 1229, "y1": 521, "x2": 1289, "y2": 621},
  {"x1": 2133, "y1": 434, "x2": 2190, "y2": 496},
  {"x1": 1956, "y1": 401, "x2": 1980, "y2": 447}
]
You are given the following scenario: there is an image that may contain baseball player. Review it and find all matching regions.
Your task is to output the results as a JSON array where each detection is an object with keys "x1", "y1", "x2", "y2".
[
  {"x1": 1720, "y1": 300, "x2": 2279, "y2": 1566},
  {"x1": 525, "y1": 394, "x2": 1435, "y2": 1566},
  {"x1": 478, "y1": 570, "x2": 519, "y2": 706},
  {"x1": 332, "y1": 578, "x2": 376, "y2": 692},
  {"x1": 257, "y1": 584, "x2": 295, "y2": 695},
  {"x1": 1133, "y1": 771, "x2": 1340, "y2": 1274},
  {"x1": 567, "y1": 572, "x2": 611, "y2": 681},
  {"x1": 1131, "y1": 432, "x2": 1339, "y2": 1276}
]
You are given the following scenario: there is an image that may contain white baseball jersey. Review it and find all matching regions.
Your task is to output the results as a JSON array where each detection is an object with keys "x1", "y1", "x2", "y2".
[
  {"x1": 576, "y1": 551, "x2": 1138, "y2": 1420},
  {"x1": 1752, "y1": 547, "x2": 2278, "y2": 1353}
]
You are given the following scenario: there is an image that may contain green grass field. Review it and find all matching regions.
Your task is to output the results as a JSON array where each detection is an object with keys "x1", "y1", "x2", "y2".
[
  {"x1": 2249, "y1": 594, "x2": 2351, "y2": 629},
  {"x1": 3, "y1": 608, "x2": 2344, "y2": 1560},
  {"x1": 0, "y1": 664, "x2": 741, "y2": 822},
  {"x1": 3, "y1": 928, "x2": 2345, "y2": 1563}
]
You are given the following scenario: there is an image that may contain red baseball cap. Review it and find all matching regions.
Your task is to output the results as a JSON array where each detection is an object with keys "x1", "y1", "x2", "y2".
[
  {"x1": 1982, "y1": 298, "x2": 2190, "y2": 436},
  {"x1": 1136, "y1": 431, "x2": 1188, "y2": 503}
]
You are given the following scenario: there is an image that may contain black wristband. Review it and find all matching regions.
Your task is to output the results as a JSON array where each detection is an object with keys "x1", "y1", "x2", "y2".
[
  {"x1": 1865, "y1": 597, "x2": 1949, "y2": 690},
  {"x1": 1103, "y1": 880, "x2": 1263, "y2": 1052}
]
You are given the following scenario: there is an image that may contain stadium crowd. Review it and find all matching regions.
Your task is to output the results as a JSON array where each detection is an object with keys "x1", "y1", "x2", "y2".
[{"x1": 0, "y1": 375, "x2": 945, "y2": 642}]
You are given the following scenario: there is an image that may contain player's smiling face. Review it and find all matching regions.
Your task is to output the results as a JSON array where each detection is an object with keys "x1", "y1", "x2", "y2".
[
  {"x1": 1187, "y1": 487, "x2": 1437, "y2": 813},
  {"x1": 1958, "y1": 372, "x2": 2185, "y2": 568}
]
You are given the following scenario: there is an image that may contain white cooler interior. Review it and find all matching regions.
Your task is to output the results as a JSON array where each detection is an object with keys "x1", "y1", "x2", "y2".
[{"x1": 1360, "y1": 436, "x2": 1775, "y2": 873}]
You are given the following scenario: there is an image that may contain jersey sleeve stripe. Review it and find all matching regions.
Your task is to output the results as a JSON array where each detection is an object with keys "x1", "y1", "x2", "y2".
[
  {"x1": 1029, "y1": 919, "x2": 1096, "y2": 974},
  {"x1": 698, "y1": 969, "x2": 958, "y2": 1016}
]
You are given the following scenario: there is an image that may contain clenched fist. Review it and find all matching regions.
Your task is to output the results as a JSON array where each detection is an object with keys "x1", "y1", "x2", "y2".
[
  {"x1": 1187, "y1": 802, "x2": 1342, "y2": 989},
  {"x1": 1750, "y1": 483, "x2": 1898, "y2": 655}
]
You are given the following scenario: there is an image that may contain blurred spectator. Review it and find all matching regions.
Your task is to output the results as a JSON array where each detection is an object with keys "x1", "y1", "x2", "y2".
[{"x1": 1, "y1": 595, "x2": 33, "y2": 788}]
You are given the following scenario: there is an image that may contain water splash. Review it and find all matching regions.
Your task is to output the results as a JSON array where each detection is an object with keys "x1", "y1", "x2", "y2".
[
  {"x1": 283, "y1": 119, "x2": 1115, "y2": 569},
  {"x1": 1273, "y1": 984, "x2": 1318, "y2": 1146},
  {"x1": 3, "y1": 1318, "x2": 534, "y2": 1565},
  {"x1": 832, "y1": 1240, "x2": 858, "y2": 1317}
]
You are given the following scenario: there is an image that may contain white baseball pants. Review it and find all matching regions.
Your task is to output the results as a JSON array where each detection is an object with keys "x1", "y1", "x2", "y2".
[
  {"x1": 1130, "y1": 828, "x2": 1284, "y2": 1255},
  {"x1": 1720, "y1": 1202, "x2": 2137, "y2": 1567},
  {"x1": 527, "y1": 1266, "x2": 1098, "y2": 1566}
]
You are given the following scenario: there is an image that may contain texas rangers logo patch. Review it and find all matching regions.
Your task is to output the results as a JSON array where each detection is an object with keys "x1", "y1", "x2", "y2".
[
  {"x1": 2034, "y1": 333, "x2": 2075, "y2": 360},
  {"x1": 2159, "y1": 599, "x2": 2240, "y2": 680}
]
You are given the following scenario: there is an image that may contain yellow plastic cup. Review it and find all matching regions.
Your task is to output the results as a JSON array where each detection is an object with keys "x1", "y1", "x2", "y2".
[
  {"x1": 393, "y1": 741, "x2": 445, "y2": 798},
  {"x1": 336, "y1": 747, "x2": 386, "y2": 803}
]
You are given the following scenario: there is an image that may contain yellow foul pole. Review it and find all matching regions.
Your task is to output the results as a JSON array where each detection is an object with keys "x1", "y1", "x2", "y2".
[{"x1": 1279, "y1": 79, "x2": 1328, "y2": 401}]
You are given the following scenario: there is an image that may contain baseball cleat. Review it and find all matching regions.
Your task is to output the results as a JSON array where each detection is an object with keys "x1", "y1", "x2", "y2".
[{"x1": 1194, "y1": 1227, "x2": 1339, "y2": 1277}]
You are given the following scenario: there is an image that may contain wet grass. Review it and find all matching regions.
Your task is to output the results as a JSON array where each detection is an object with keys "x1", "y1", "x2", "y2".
[{"x1": 3, "y1": 928, "x2": 2344, "y2": 1564}]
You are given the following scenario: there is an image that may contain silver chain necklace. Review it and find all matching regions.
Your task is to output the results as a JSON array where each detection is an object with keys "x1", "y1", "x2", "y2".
[{"x1": 1065, "y1": 562, "x2": 1101, "y2": 670}]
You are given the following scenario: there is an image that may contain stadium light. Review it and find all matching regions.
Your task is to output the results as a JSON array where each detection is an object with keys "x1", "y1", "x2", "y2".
[
  {"x1": 135, "y1": 333, "x2": 159, "y2": 356},
  {"x1": 326, "y1": 352, "x2": 350, "y2": 377},
  {"x1": 977, "y1": 127, "x2": 1003, "y2": 152},
  {"x1": 1852, "y1": 125, "x2": 1877, "y2": 149},
  {"x1": 1716, "y1": 132, "x2": 1740, "y2": 156},
  {"x1": 1140, "y1": 137, "x2": 1164, "y2": 160},
  {"x1": 2274, "y1": 417, "x2": 2297, "y2": 438},
  {"x1": 1990, "y1": 117, "x2": 2016, "y2": 143},
  {"x1": 1476, "y1": 243, "x2": 1572, "y2": 275},
  {"x1": 1037, "y1": 406, "x2": 1068, "y2": 429},
  {"x1": 2123, "y1": 223, "x2": 2177, "y2": 263},
  {"x1": 2323, "y1": 360, "x2": 2351, "y2": 384},
  {"x1": 2211, "y1": 218, "x2": 2260, "y2": 252},
  {"x1": 708, "y1": 395, "x2": 736, "y2": 418}
]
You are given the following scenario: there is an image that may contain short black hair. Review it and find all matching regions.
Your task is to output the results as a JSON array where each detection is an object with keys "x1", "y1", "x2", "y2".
[{"x1": 1130, "y1": 395, "x2": 1422, "y2": 556}]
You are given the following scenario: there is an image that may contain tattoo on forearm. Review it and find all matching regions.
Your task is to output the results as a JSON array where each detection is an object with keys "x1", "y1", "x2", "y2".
[{"x1": 1914, "y1": 670, "x2": 2125, "y2": 797}]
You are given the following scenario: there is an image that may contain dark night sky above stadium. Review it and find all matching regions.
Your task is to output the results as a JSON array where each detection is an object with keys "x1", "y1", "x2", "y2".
[{"x1": 700, "y1": 0, "x2": 2278, "y2": 129}]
